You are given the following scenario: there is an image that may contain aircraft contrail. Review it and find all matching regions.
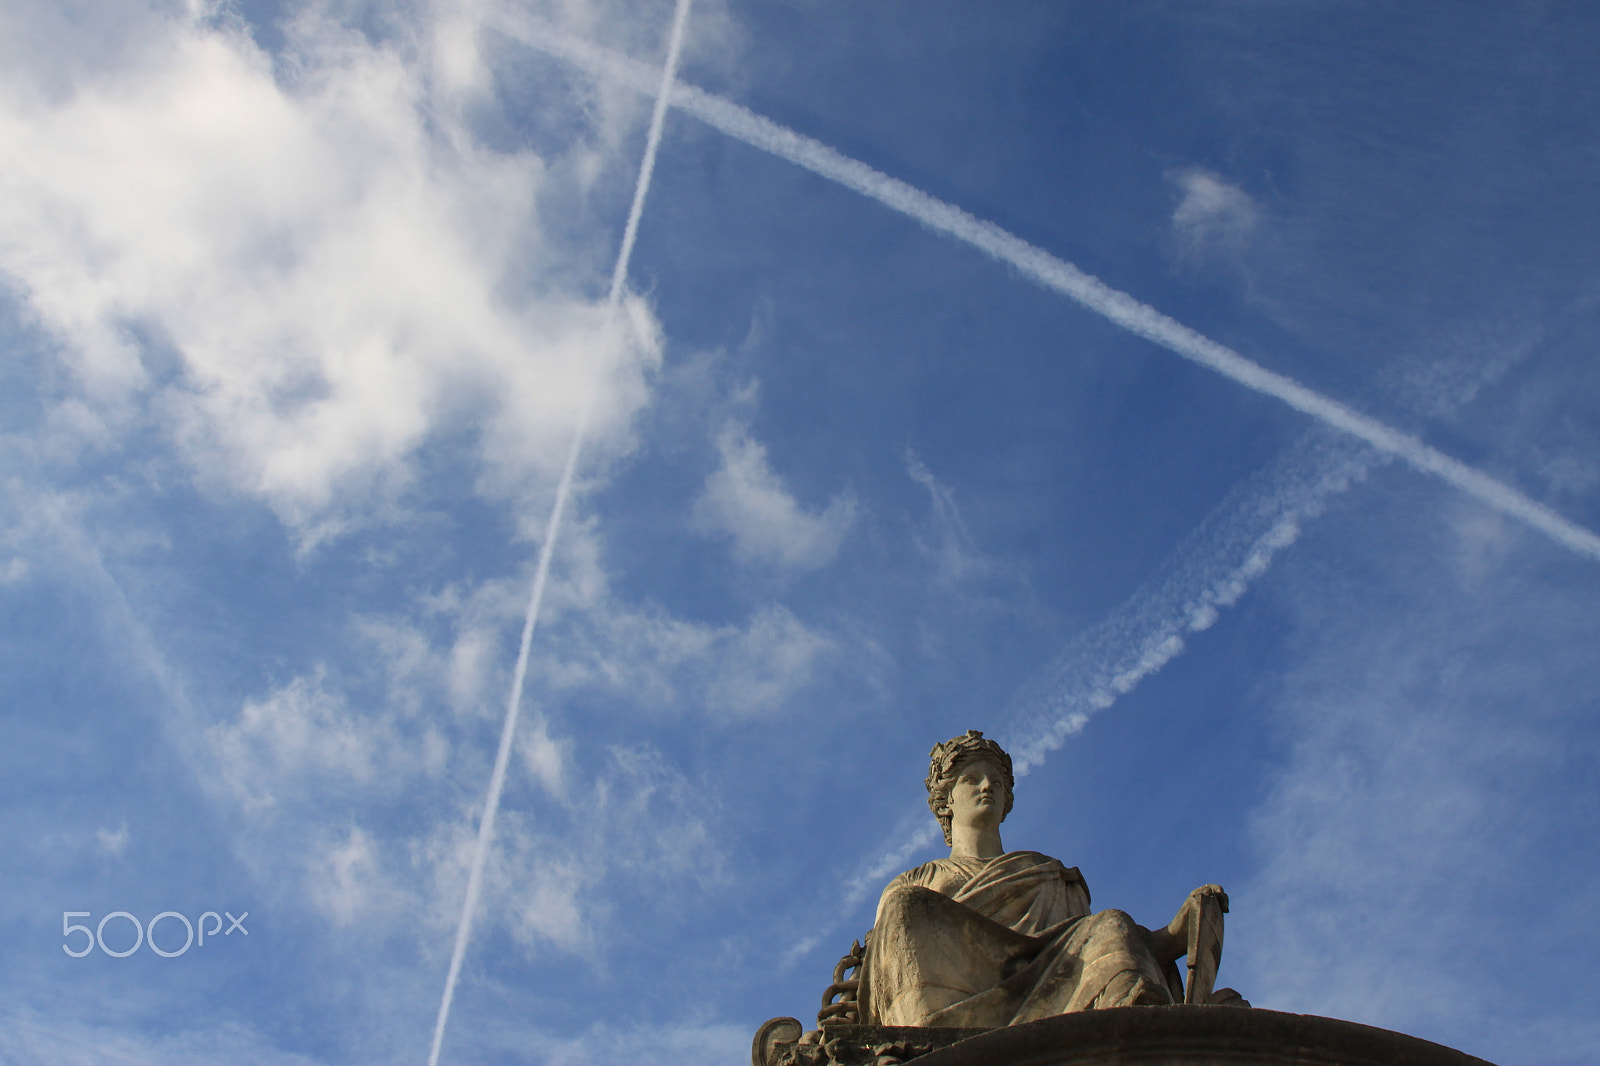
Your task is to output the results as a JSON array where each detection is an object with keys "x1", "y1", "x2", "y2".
[
  {"x1": 783, "y1": 328, "x2": 1539, "y2": 959},
  {"x1": 491, "y1": 11, "x2": 1600, "y2": 565},
  {"x1": 1000, "y1": 432, "x2": 1383, "y2": 774},
  {"x1": 779, "y1": 430, "x2": 1382, "y2": 964},
  {"x1": 489, "y1": 11, "x2": 1600, "y2": 976},
  {"x1": 427, "y1": 2, "x2": 693, "y2": 1063}
]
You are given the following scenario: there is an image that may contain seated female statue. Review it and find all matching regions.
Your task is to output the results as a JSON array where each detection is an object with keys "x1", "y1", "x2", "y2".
[{"x1": 861, "y1": 730, "x2": 1230, "y2": 1028}]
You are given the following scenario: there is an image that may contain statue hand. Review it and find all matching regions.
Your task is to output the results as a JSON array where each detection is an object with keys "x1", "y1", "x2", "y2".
[
  {"x1": 1186, "y1": 884, "x2": 1228, "y2": 915},
  {"x1": 1164, "y1": 885, "x2": 1227, "y2": 945},
  {"x1": 1150, "y1": 884, "x2": 1229, "y2": 963}
]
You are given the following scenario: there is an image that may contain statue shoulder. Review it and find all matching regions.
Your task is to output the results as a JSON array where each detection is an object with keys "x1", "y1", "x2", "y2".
[
  {"x1": 880, "y1": 857, "x2": 988, "y2": 902},
  {"x1": 1000, "y1": 851, "x2": 1090, "y2": 903},
  {"x1": 884, "y1": 858, "x2": 955, "y2": 891},
  {"x1": 1003, "y1": 850, "x2": 1084, "y2": 879}
]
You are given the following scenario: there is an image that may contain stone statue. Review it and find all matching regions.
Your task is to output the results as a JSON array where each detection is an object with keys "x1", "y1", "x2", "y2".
[
  {"x1": 753, "y1": 730, "x2": 1244, "y2": 1066},
  {"x1": 861, "y1": 730, "x2": 1239, "y2": 1027}
]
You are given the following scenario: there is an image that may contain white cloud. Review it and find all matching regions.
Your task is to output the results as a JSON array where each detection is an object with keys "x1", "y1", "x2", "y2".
[
  {"x1": 1168, "y1": 166, "x2": 1259, "y2": 264},
  {"x1": 0, "y1": 555, "x2": 27, "y2": 585},
  {"x1": 519, "y1": 717, "x2": 570, "y2": 797},
  {"x1": 352, "y1": 534, "x2": 840, "y2": 723},
  {"x1": 693, "y1": 420, "x2": 856, "y2": 570},
  {"x1": 96, "y1": 822, "x2": 130, "y2": 856},
  {"x1": 418, "y1": 744, "x2": 729, "y2": 961},
  {"x1": 196, "y1": 563, "x2": 765, "y2": 955},
  {"x1": 206, "y1": 668, "x2": 447, "y2": 812},
  {"x1": 513, "y1": 857, "x2": 592, "y2": 953},
  {"x1": 306, "y1": 825, "x2": 396, "y2": 928},
  {"x1": 0, "y1": 0, "x2": 662, "y2": 538},
  {"x1": 703, "y1": 604, "x2": 836, "y2": 717},
  {"x1": 531, "y1": 594, "x2": 837, "y2": 720}
]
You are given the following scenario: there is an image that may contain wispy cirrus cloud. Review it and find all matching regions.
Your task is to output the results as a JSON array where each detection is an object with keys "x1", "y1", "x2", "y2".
[
  {"x1": 0, "y1": 1007, "x2": 322, "y2": 1066},
  {"x1": 785, "y1": 428, "x2": 1379, "y2": 966},
  {"x1": 195, "y1": 551, "x2": 792, "y2": 942},
  {"x1": 803, "y1": 319, "x2": 1551, "y2": 962},
  {"x1": 1231, "y1": 491, "x2": 1600, "y2": 1063},
  {"x1": 905, "y1": 448, "x2": 988, "y2": 585}
]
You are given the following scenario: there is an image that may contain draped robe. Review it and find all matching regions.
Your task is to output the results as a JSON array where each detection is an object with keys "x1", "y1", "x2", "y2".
[{"x1": 863, "y1": 851, "x2": 1180, "y2": 1028}]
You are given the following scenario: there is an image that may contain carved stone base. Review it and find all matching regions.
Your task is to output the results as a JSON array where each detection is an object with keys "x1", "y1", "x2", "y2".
[
  {"x1": 753, "y1": 1020, "x2": 989, "y2": 1066},
  {"x1": 910, "y1": 1006, "x2": 1497, "y2": 1066},
  {"x1": 754, "y1": 1008, "x2": 1498, "y2": 1066}
]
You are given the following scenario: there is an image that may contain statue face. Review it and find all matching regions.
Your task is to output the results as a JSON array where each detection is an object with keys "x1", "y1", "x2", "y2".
[{"x1": 946, "y1": 756, "x2": 1009, "y2": 830}]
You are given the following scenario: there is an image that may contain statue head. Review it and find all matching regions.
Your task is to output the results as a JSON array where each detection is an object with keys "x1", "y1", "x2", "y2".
[{"x1": 926, "y1": 730, "x2": 1015, "y2": 846}]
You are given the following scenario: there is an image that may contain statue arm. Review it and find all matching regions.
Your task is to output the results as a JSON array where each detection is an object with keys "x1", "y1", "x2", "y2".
[{"x1": 1147, "y1": 884, "x2": 1228, "y2": 964}]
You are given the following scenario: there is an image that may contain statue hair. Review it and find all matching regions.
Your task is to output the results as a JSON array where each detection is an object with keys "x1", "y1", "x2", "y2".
[{"x1": 925, "y1": 730, "x2": 1015, "y2": 846}]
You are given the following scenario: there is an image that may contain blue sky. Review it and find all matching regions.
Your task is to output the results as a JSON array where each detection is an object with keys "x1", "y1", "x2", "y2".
[{"x1": 3, "y1": 1, "x2": 1599, "y2": 1063}]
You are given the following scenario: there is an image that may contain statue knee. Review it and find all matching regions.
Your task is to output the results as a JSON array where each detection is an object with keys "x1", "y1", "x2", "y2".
[
  {"x1": 1096, "y1": 908, "x2": 1139, "y2": 931},
  {"x1": 880, "y1": 885, "x2": 946, "y2": 922}
]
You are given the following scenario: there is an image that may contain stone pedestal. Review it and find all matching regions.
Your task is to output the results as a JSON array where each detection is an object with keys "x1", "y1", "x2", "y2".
[
  {"x1": 906, "y1": 1006, "x2": 1496, "y2": 1066},
  {"x1": 757, "y1": 1007, "x2": 1498, "y2": 1066}
]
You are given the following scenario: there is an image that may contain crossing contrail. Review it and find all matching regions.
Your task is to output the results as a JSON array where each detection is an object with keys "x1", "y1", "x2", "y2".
[
  {"x1": 489, "y1": 9, "x2": 1600, "y2": 979},
  {"x1": 490, "y1": 11, "x2": 1600, "y2": 565},
  {"x1": 779, "y1": 429, "x2": 1384, "y2": 964},
  {"x1": 426, "y1": 2, "x2": 693, "y2": 1063},
  {"x1": 999, "y1": 433, "x2": 1383, "y2": 774}
]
